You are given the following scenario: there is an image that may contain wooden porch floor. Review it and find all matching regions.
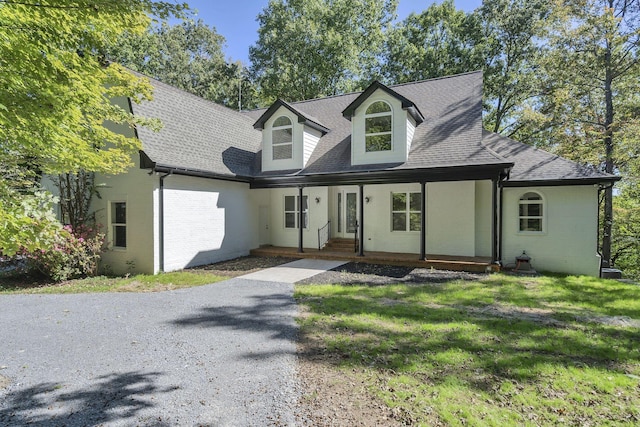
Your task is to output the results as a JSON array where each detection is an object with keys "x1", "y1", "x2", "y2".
[{"x1": 250, "y1": 246, "x2": 496, "y2": 273}]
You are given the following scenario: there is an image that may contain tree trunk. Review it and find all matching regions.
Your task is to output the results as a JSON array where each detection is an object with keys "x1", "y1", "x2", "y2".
[{"x1": 601, "y1": 21, "x2": 615, "y2": 267}]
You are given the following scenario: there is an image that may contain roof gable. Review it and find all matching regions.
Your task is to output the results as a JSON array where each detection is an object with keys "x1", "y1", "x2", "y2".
[
  {"x1": 342, "y1": 80, "x2": 424, "y2": 125},
  {"x1": 253, "y1": 99, "x2": 330, "y2": 134}
]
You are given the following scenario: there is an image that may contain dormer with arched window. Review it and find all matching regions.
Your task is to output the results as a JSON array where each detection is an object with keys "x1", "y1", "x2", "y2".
[
  {"x1": 343, "y1": 81, "x2": 424, "y2": 166},
  {"x1": 254, "y1": 99, "x2": 330, "y2": 172}
]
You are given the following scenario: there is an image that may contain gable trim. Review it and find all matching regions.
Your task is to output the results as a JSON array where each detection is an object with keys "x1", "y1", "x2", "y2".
[
  {"x1": 342, "y1": 81, "x2": 424, "y2": 124},
  {"x1": 253, "y1": 99, "x2": 330, "y2": 134}
]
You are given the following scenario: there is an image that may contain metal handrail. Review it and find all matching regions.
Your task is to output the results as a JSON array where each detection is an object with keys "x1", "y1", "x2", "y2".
[{"x1": 318, "y1": 220, "x2": 331, "y2": 250}]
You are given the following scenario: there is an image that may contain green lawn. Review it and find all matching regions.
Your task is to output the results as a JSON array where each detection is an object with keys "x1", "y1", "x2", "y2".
[
  {"x1": 296, "y1": 274, "x2": 640, "y2": 426},
  {"x1": 0, "y1": 270, "x2": 228, "y2": 294}
]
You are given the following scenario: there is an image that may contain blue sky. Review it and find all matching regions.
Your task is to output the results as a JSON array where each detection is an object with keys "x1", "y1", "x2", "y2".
[{"x1": 180, "y1": 1, "x2": 483, "y2": 65}]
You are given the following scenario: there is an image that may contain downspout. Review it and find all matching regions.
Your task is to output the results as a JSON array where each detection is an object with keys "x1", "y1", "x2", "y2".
[
  {"x1": 298, "y1": 186, "x2": 304, "y2": 253},
  {"x1": 597, "y1": 182, "x2": 615, "y2": 270},
  {"x1": 491, "y1": 177, "x2": 499, "y2": 264},
  {"x1": 420, "y1": 181, "x2": 426, "y2": 260},
  {"x1": 358, "y1": 184, "x2": 364, "y2": 257},
  {"x1": 158, "y1": 170, "x2": 173, "y2": 272},
  {"x1": 498, "y1": 183, "x2": 504, "y2": 263}
]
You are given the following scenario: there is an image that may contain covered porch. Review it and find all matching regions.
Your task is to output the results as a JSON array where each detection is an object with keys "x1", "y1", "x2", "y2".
[{"x1": 250, "y1": 245, "x2": 496, "y2": 273}]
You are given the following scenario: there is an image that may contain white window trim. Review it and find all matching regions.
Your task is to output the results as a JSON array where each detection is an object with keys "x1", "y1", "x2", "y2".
[
  {"x1": 518, "y1": 191, "x2": 546, "y2": 234},
  {"x1": 364, "y1": 101, "x2": 393, "y2": 152},
  {"x1": 391, "y1": 191, "x2": 421, "y2": 232},
  {"x1": 284, "y1": 195, "x2": 309, "y2": 230},
  {"x1": 271, "y1": 116, "x2": 293, "y2": 161},
  {"x1": 110, "y1": 201, "x2": 127, "y2": 250}
]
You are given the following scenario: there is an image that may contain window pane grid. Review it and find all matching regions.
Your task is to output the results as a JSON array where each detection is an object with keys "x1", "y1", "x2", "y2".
[
  {"x1": 111, "y1": 202, "x2": 126, "y2": 248},
  {"x1": 391, "y1": 192, "x2": 421, "y2": 232},
  {"x1": 518, "y1": 193, "x2": 543, "y2": 232},
  {"x1": 284, "y1": 195, "x2": 308, "y2": 229},
  {"x1": 365, "y1": 101, "x2": 392, "y2": 152}
]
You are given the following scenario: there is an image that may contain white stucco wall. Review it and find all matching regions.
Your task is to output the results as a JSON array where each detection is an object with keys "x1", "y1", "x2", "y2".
[
  {"x1": 93, "y1": 97, "x2": 156, "y2": 275},
  {"x1": 159, "y1": 176, "x2": 260, "y2": 273},
  {"x1": 475, "y1": 180, "x2": 493, "y2": 257},
  {"x1": 501, "y1": 185, "x2": 601, "y2": 276},
  {"x1": 327, "y1": 181, "x2": 476, "y2": 256},
  {"x1": 267, "y1": 187, "x2": 329, "y2": 249}
]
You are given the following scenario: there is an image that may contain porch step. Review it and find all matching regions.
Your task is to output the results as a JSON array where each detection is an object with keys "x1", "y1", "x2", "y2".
[{"x1": 323, "y1": 238, "x2": 359, "y2": 252}]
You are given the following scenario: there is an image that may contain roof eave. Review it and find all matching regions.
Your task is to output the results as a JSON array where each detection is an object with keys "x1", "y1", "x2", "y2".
[
  {"x1": 251, "y1": 163, "x2": 513, "y2": 189},
  {"x1": 502, "y1": 176, "x2": 621, "y2": 187}
]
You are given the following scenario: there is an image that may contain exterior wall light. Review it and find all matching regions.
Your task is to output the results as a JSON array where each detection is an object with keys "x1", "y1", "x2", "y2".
[{"x1": 365, "y1": 196, "x2": 371, "y2": 203}]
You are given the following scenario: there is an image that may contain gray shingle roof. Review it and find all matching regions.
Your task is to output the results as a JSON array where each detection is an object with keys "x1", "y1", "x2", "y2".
[
  {"x1": 130, "y1": 71, "x2": 615, "y2": 185},
  {"x1": 130, "y1": 75, "x2": 260, "y2": 178},
  {"x1": 243, "y1": 71, "x2": 508, "y2": 176},
  {"x1": 482, "y1": 130, "x2": 616, "y2": 183}
]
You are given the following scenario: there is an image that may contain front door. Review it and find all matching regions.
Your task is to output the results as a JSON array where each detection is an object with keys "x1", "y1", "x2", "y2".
[{"x1": 336, "y1": 189, "x2": 358, "y2": 238}]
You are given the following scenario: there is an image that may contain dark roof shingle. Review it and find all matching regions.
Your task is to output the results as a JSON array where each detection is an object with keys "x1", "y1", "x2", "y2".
[{"x1": 130, "y1": 76, "x2": 260, "y2": 178}]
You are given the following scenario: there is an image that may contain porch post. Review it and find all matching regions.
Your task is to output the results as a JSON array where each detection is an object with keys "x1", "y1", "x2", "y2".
[
  {"x1": 298, "y1": 186, "x2": 304, "y2": 253},
  {"x1": 491, "y1": 177, "x2": 498, "y2": 264},
  {"x1": 420, "y1": 181, "x2": 426, "y2": 261},
  {"x1": 358, "y1": 184, "x2": 364, "y2": 257}
]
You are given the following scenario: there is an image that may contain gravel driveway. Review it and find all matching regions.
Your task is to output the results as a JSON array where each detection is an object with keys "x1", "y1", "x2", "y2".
[{"x1": 0, "y1": 278, "x2": 298, "y2": 426}]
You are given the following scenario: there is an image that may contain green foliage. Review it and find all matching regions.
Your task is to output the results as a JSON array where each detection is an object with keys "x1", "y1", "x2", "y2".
[
  {"x1": 296, "y1": 274, "x2": 640, "y2": 425},
  {"x1": 0, "y1": 189, "x2": 61, "y2": 256},
  {"x1": 24, "y1": 225, "x2": 105, "y2": 282},
  {"x1": 249, "y1": 0, "x2": 398, "y2": 102},
  {"x1": 383, "y1": 0, "x2": 485, "y2": 83},
  {"x1": 108, "y1": 19, "x2": 257, "y2": 110},
  {"x1": 478, "y1": 0, "x2": 553, "y2": 136},
  {"x1": 0, "y1": 0, "x2": 184, "y2": 255},
  {"x1": 612, "y1": 189, "x2": 640, "y2": 278}
]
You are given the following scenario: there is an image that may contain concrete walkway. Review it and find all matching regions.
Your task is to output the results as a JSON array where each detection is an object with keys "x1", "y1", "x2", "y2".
[{"x1": 239, "y1": 259, "x2": 348, "y2": 283}]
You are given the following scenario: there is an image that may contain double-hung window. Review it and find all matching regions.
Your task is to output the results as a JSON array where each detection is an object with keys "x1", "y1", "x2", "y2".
[
  {"x1": 272, "y1": 116, "x2": 293, "y2": 160},
  {"x1": 391, "y1": 192, "x2": 421, "y2": 231},
  {"x1": 284, "y1": 195, "x2": 308, "y2": 229},
  {"x1": 111, "y1": 202, "x2": 127, "y2": 248},
  {"x1": 365, "y1": 101, "x2": 392, "y2": 152},
  {"x1": 519, "y1": 192, "x2": 543, "y2": 232}
]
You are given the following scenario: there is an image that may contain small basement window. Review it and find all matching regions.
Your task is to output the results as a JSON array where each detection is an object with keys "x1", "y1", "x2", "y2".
[
  {"x1": 111, "y1": 201, "x2": 127, "y2": 248},
  {"x1": 519, "y1": 192, "x2": 543, "y2": 232},
  {"x1": 365, "y1": 101, "x2": 392, "y2": 152},
  {"x1": 272, "y1": 116, "x2": 293, "y2": 160}
]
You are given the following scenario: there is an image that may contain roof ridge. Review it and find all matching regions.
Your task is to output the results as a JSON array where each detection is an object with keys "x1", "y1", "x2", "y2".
[
  {"x1": 243, "y1": 70, "x2": 484, "y2": 109},
  {"x1": 129, "y1": 69, "x2": 256, "y2": 125}
]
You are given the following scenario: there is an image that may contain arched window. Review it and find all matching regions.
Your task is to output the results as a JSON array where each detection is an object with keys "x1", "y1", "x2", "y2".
[
  {"x1": 365, "y1": 101, "x2": 392, "y2": 152},
  {"x1": 272, "y1": 116, "x2": 293, "y2": 160},
  {"x1": 519, "y1": 192, "x2": 543, "y2": 232}
]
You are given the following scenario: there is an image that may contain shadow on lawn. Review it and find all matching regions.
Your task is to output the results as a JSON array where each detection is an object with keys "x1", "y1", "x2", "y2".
[
  {"x1": 0, "y1": 371, "x2": 176, "y2": 426},
  {"x1": 297, "y1": 290, "x2": 640, "y2": 392}
]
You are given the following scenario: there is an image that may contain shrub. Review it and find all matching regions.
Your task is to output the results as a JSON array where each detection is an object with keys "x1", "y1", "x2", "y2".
[{"x1": 25, "y1": 225, "x2": 106, "y2": 282}]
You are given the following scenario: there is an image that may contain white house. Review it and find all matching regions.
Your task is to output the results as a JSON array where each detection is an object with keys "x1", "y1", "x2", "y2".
[{"x1": 92, "y1": 71, "x2": 617, "y2": 276}]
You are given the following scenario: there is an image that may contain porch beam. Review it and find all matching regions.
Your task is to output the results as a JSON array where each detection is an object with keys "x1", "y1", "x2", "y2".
[
  {"x1": 298, "y1": 186, "x2": 304, "y2": 253},
  {"x1": 420, "y1": 181, "x2": 426, "y2": 260},
  {"x1": 358, "y1": 184, "x2": 364, "y2": 257},
  {"x1": 491, "y1": 177, "x2": 498, "y2": 264}
]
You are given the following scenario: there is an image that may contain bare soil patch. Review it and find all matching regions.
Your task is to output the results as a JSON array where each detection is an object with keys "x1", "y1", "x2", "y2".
[{"x1": 190, "y1": 255, "x2": 300, "y2": 277}]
